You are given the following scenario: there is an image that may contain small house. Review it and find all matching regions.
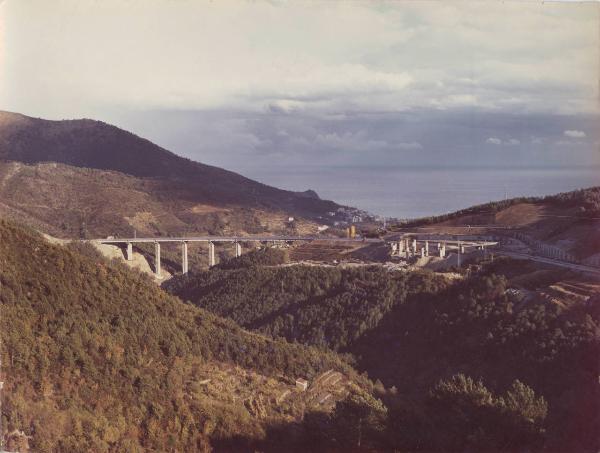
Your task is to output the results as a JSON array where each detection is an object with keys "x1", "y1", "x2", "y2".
[{"x1": 296, "y1": 378, "x2": 309, "y2": 391}]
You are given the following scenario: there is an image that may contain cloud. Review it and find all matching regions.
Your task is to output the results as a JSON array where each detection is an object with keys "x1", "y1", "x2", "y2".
[
  {"x1": 555, "y1": 140, "x2": 586, "y2": 146},
  {"x1": 486, "y1": 137, "x2": 520, "y2": 146},
  {"x1": 0, "y1": 1, "x2": 598, "y2": 119},
  {"x1": 110, "y1": 108, "x2": 600, "y2": 179},
  {"x1": 396, "y1": 142, "x2": 423, "y2": 150},
  {"x1": 563, "y1": 130, "x2": 586, "y2": 138},
  {"x1": 314, "y1": 130, "x2": 390, "y2": 152}
]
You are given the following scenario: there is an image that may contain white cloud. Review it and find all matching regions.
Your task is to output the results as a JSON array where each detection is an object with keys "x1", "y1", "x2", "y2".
[
  {"x1": 486, "y1": 137, "x2": 521, "y2": 146},
  {"x1": 396, "y1": 142, "x2": 423, "y2": 150},
  {"x1": 563, "y1": 130, "x2": 586, "y2": 138},
  {"x1": 314, "y1": 130, "x2": 389, "y2": 152},
  {"x1": 556, "y1": 140, "x2": 586, "y2": 146},
  {"x1": 0, "y1": 0, "x2": 598, "y2": 118}
]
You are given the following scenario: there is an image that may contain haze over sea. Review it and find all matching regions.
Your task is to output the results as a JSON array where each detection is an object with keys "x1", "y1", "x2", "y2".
[{"x1": 252, "y1": 165, "x2": 600, "y2": 219}]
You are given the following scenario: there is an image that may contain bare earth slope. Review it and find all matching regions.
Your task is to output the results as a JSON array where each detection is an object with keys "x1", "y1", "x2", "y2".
[
  {"x1": 0, "y1": 111, "x2": 343, "y2": 238},
  {"x1": 395, "y1": 192, "x2": 600, "y2": 260}
]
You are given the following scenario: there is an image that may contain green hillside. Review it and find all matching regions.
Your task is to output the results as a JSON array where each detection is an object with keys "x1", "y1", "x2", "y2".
[
  {"x1": 166, "y1": 251, "x2": 600, "y2": 452},
  {"x1": 0, "y1": 220, "x2": 357, "y2": 452},
  {"x1": 165, "y1": 250, "x2": 449, "y2": 351},
  {"x1": 1, "y1": 215, "x2": 598, "y2": 451}
]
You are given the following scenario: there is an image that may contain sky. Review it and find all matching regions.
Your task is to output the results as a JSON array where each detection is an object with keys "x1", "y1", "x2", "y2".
[{"x1": 1, "y1": 0, "x2": 599, "y2": 215}]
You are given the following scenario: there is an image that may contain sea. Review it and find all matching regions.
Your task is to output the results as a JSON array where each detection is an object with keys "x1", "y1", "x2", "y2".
[{"x1": 250, "y1": 165, "x2": 600, "y2": 220}]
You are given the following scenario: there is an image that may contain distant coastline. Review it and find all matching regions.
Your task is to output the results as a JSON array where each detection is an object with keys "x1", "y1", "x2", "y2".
[{"x1": 249, "y1": 165, "x2": 600, "y2": 219}]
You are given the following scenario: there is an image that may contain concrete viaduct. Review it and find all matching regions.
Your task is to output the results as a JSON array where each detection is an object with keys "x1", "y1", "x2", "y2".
[
  {"x1": 89, "y1": 233, "x2": 599, "y2": 277},
  {"x1": 92, "y1": 236, "x2": 382, "y2": 277},
  {"x1": 389, "y1": 237, "x2": 498, "y2": 259}
]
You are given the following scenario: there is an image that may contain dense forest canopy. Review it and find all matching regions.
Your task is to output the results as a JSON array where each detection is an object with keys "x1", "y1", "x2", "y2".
[
  {"x1": 167, "y1": 250, "x2": 600, "y2": 452},
  {"x1": 1, "y1": 221, "x2": 598, "y2": 451},
  {"x1": 166, "y1": 252, "x2": 448, "y2": 351},
  {"x1": 0, "y1": 221, "x2": 358, "y2": 452}
]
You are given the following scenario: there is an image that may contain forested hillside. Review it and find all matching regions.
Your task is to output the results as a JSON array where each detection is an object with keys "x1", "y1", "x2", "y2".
[
  {"x1": 354, "y1": 263, "x2": 599, "y2": 451},
  {"x1": 2, "y1": 221, "x2": 598, "y2": 451},
  {"x1": 166, "y1": 251, "x2": 600, "y2": 452},
  {"x1": 0, "y1": 221, "x2": 360, "y2": 452},
  {"x1": 165, "y1": 250, "x2": 449, "y2": 351}
]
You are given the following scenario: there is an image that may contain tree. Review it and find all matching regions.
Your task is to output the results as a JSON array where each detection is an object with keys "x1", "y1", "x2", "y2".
[{"x1": 330, "y1": 389, "x2": 387, "y2": 449}]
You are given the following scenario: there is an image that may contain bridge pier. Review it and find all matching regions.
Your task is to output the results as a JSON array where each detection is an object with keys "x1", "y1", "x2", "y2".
[
  {"x1": 397, "y1": 240, "x2": 404, "y2": 254},
  {"x1": 126, "y1": 242, "x2": 133, "y2": 261},
  {"x1": 235, "y1": 242, "x2": 242, "y2": 258},
  {"x1": 425, "y1": 241, "x2": 429, "y2": 256},
  {"x1": 208, "y1": 242, "x2": 216, "y2": 267},
  {"x1": 412, "y1": 239, "x2": 417, "y2": 253},
  {"x1": 154, "y1": 241, "x2": 161, "y2": 277},
  {"x1": 182, "y1": 241, "x2": 188, "y2": 275},
  {"x1": 439, "y1": 242, "x2": 446, "y2": 258}
]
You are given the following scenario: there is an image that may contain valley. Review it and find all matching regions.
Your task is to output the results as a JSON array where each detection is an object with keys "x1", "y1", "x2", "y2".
[
  {"x1": 2, "y1": 3, "x2": 599, "y2": 452},
  {"x1": 0, "y1": 112, "x2": 598, "y2": 452}
]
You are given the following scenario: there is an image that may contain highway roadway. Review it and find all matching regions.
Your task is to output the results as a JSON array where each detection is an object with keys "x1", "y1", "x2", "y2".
[
  {"x1": 92, "y1": 236, "x2": 384, "y2": 244},
  {"x1": 496, "y1": 250, "x2": 600, "y2": 276},
  {"x1": 90, "y1": 235, "x2": 599, "y2": 276}
]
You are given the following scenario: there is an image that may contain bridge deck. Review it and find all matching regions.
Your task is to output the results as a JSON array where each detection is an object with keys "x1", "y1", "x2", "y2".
[{"x1": 92, "y1": 236, "x2": 384, "y2": 244}]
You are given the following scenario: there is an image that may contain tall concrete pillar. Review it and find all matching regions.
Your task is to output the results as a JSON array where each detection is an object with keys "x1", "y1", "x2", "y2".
[
  {"x1": 208, "y1": 242, "x2": 216, "y2": 267},
  {"x1": 235, "y1": 242, "x2": 242, "y2": 258},
  {"x1": 460, "y1": 245, "x2": 465, "y2": 254},
  {"x1": 412, "y1": 239, "x2": 417, "y2": 253},
  {"x1": 181, "y1": 241, "x2": 188, "y2": 275},
  {"x1": 154, "y1": 242, "x2": 161, "y2": 277},
  {"x1": 398, "y1": 241, "x2": 404, "y2": 253},
  {"x1": 421, "y1": 247, "x2": 425, "y2": 258},
  {"x1": 126, "y1": 242, "x2": 133, "y2": 261},
  {"x1": 425, "y1": 241, "x2": 429, "y2": 256},
  {"x1": 439, "y1": 243, "x2": 446, "y2": 258}
]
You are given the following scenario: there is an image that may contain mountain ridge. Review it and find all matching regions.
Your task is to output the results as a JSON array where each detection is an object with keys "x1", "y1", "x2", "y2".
[
  {"x1": 0, "y1": 110, "x2": 327, "y2": 201},
  {"x1": 0, "y1": 111, "x2": 356, "y2": 239}
]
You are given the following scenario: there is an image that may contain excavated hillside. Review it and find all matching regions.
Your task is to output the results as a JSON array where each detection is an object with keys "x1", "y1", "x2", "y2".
[{"x1": 393, "y1": 188, "x2": 600, "y2": 260}]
